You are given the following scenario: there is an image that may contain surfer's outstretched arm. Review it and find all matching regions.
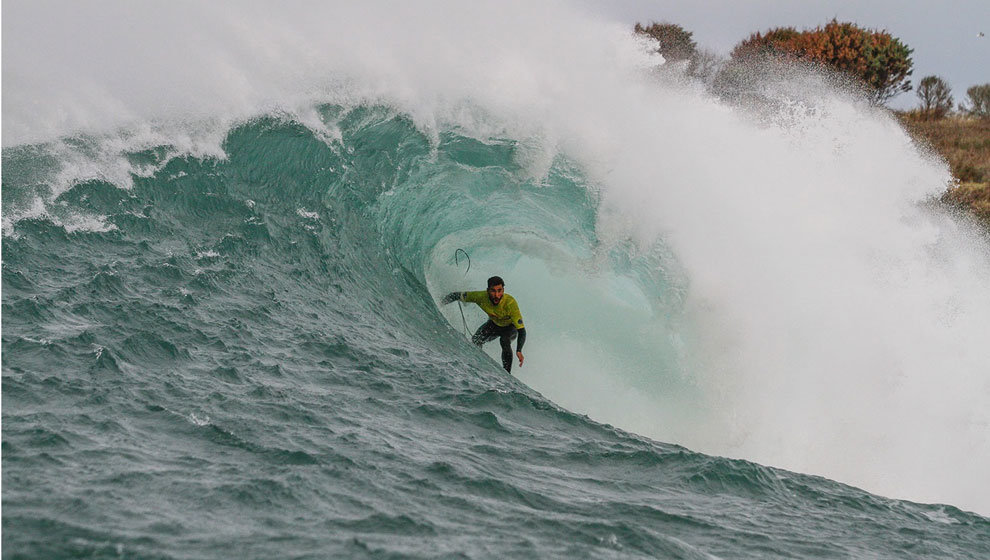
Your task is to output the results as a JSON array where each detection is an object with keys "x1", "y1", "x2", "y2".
[{"x1": 441, "y1": 292, "x2": 465, "y2": 305}]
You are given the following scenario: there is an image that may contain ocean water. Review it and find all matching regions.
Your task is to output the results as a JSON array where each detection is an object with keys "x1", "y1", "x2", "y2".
[{"x1": 4, "y1": 2, "x2": 990, "y2": 558}]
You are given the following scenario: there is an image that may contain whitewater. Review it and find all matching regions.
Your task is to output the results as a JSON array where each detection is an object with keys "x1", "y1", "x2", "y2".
[{"x1": 3, "y1": 1, "x2": 989, "y2": 557}]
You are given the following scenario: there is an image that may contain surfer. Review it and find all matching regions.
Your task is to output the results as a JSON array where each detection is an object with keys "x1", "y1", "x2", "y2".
[{"x1": 442, "y1": 276, "x2": 526, "y2": 373}]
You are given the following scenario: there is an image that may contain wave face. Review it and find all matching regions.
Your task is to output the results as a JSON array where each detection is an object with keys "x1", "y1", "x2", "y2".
[
  {"x1": 4, "y1": 2, "x2": 990, "y2": 557},
  {"x1": 3, "y1": 106, "x2": 988, "y2": 559}
]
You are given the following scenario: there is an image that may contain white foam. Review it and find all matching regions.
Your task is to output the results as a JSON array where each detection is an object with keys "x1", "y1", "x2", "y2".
[
  {"x1": 1, "y1": 195, "x2": 118, "y2": 237},
  {"x1": 60, "y1": 214, "x2": 119, "y2": 234}
]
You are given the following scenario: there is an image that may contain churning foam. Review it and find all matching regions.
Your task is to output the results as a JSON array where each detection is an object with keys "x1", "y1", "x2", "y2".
[{"x1": 5, "y1": 0, "x2": 989, "y2": 515}]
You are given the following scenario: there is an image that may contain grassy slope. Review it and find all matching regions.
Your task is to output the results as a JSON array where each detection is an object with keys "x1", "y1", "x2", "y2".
[{"x1": 896, "y1": 113, "x2": 990, "y2": 220}]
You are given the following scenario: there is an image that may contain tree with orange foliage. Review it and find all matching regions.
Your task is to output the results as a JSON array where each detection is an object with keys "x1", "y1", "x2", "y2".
[
  {"x1": 732, "y1": 20, "x2": 913, "y2": 104},
  {"x1": 730, "y1": 27, "x2": 801, "y2": 60}
]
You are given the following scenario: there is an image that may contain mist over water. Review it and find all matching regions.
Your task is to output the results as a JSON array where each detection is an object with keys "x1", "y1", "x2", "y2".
[{"x1": 5, "y1": 0, "x2": 990, "y2": 517}]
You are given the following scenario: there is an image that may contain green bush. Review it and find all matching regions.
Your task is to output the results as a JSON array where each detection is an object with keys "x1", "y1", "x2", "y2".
[{"x1": 634, "y1": 22, "x2": 697, "y2": 63}]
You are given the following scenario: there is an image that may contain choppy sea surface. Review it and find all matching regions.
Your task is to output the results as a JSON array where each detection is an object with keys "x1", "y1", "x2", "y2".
[{"x1": 4, "y1": 107, "x2": 989, "y2": 559}]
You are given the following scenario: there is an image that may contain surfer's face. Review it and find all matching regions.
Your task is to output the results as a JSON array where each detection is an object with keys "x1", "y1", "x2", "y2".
[{"x1": 487, "y1": 284, "x2": 504, "y2": 305}]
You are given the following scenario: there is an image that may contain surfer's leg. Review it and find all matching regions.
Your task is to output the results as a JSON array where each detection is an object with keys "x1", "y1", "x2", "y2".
[
  {"x1": 471, "y1": 320, "x2": 499, "y2": 348},
  {"x1": 498, "y1": 329, "x2": 517, "y2": 373}
]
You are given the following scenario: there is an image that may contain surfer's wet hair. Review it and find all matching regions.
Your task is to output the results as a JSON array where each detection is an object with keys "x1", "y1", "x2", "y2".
[{"x1": 487, "y1": 276, "x2": 504, "y2": 288}]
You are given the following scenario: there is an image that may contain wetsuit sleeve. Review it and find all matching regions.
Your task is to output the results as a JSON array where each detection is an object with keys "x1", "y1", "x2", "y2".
[
  {"x1": 463, "y1": 291, "x2": 489, "y2": 305},
  {"x1": 508, "y1": 300, "x2": 524, "y2": 329},
  {"x1": 516, "y1": 328, "x2": 526, "y2": 352},
  {"x1": 441, "y1": 292, "x2": 466, "y2": 305}
]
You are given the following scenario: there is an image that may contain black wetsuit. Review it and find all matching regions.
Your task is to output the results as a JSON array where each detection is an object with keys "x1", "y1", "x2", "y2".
[{"x1": 471, "y1": 320, "x2": 526, "y2": 373}]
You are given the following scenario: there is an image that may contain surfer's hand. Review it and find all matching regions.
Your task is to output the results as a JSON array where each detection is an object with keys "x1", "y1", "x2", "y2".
[
  {"x1": 441, "y1": 292, "x2": 461, "y2": 305},
  {"x1": 517, "y1": 352, "x2": 524, "y2": 367}
]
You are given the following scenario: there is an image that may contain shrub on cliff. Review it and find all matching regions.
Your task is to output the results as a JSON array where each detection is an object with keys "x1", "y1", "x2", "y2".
[
  {"x1": 730, "y1": 27, "x2": 801, "y2": 60},
  {"x1": 731, "y1": 20, "x2": 913, "y2": 104},
  {"x1": 916, "y1": 75, "x2": 954, "y2": 119},
  {"x1": 634, "y1": 21, "x2": 697, "y2": 63}
]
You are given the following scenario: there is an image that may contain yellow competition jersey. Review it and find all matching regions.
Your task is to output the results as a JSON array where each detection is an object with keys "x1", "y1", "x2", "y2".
[{"x1": 462, "y1": 291, "x2": 525, "y2": 329}]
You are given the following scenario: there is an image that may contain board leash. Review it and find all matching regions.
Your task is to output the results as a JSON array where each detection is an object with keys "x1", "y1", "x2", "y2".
[{"x1": 454, "y1": 249, "x2": 471, "y2": 337}]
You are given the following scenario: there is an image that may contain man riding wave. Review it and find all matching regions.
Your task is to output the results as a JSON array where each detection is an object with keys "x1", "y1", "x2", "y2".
[{"x1": 442, "y1": 276, "x2": 526, "y2": 373}]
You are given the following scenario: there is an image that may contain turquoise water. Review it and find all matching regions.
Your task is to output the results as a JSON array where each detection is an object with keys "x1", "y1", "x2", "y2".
[{"x1": 3, "y1": 107, "x2": 989, "y2": 558}]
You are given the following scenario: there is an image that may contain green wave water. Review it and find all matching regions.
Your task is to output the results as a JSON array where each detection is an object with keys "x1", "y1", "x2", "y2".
[{"x1": 4, "y1": 107, "x2": 989, "y2": 559}]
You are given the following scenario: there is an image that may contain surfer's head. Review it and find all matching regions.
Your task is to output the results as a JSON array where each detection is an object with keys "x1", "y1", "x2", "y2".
[{"x1": 487, "y1": 276, "x2": 505, "y2": 305}]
